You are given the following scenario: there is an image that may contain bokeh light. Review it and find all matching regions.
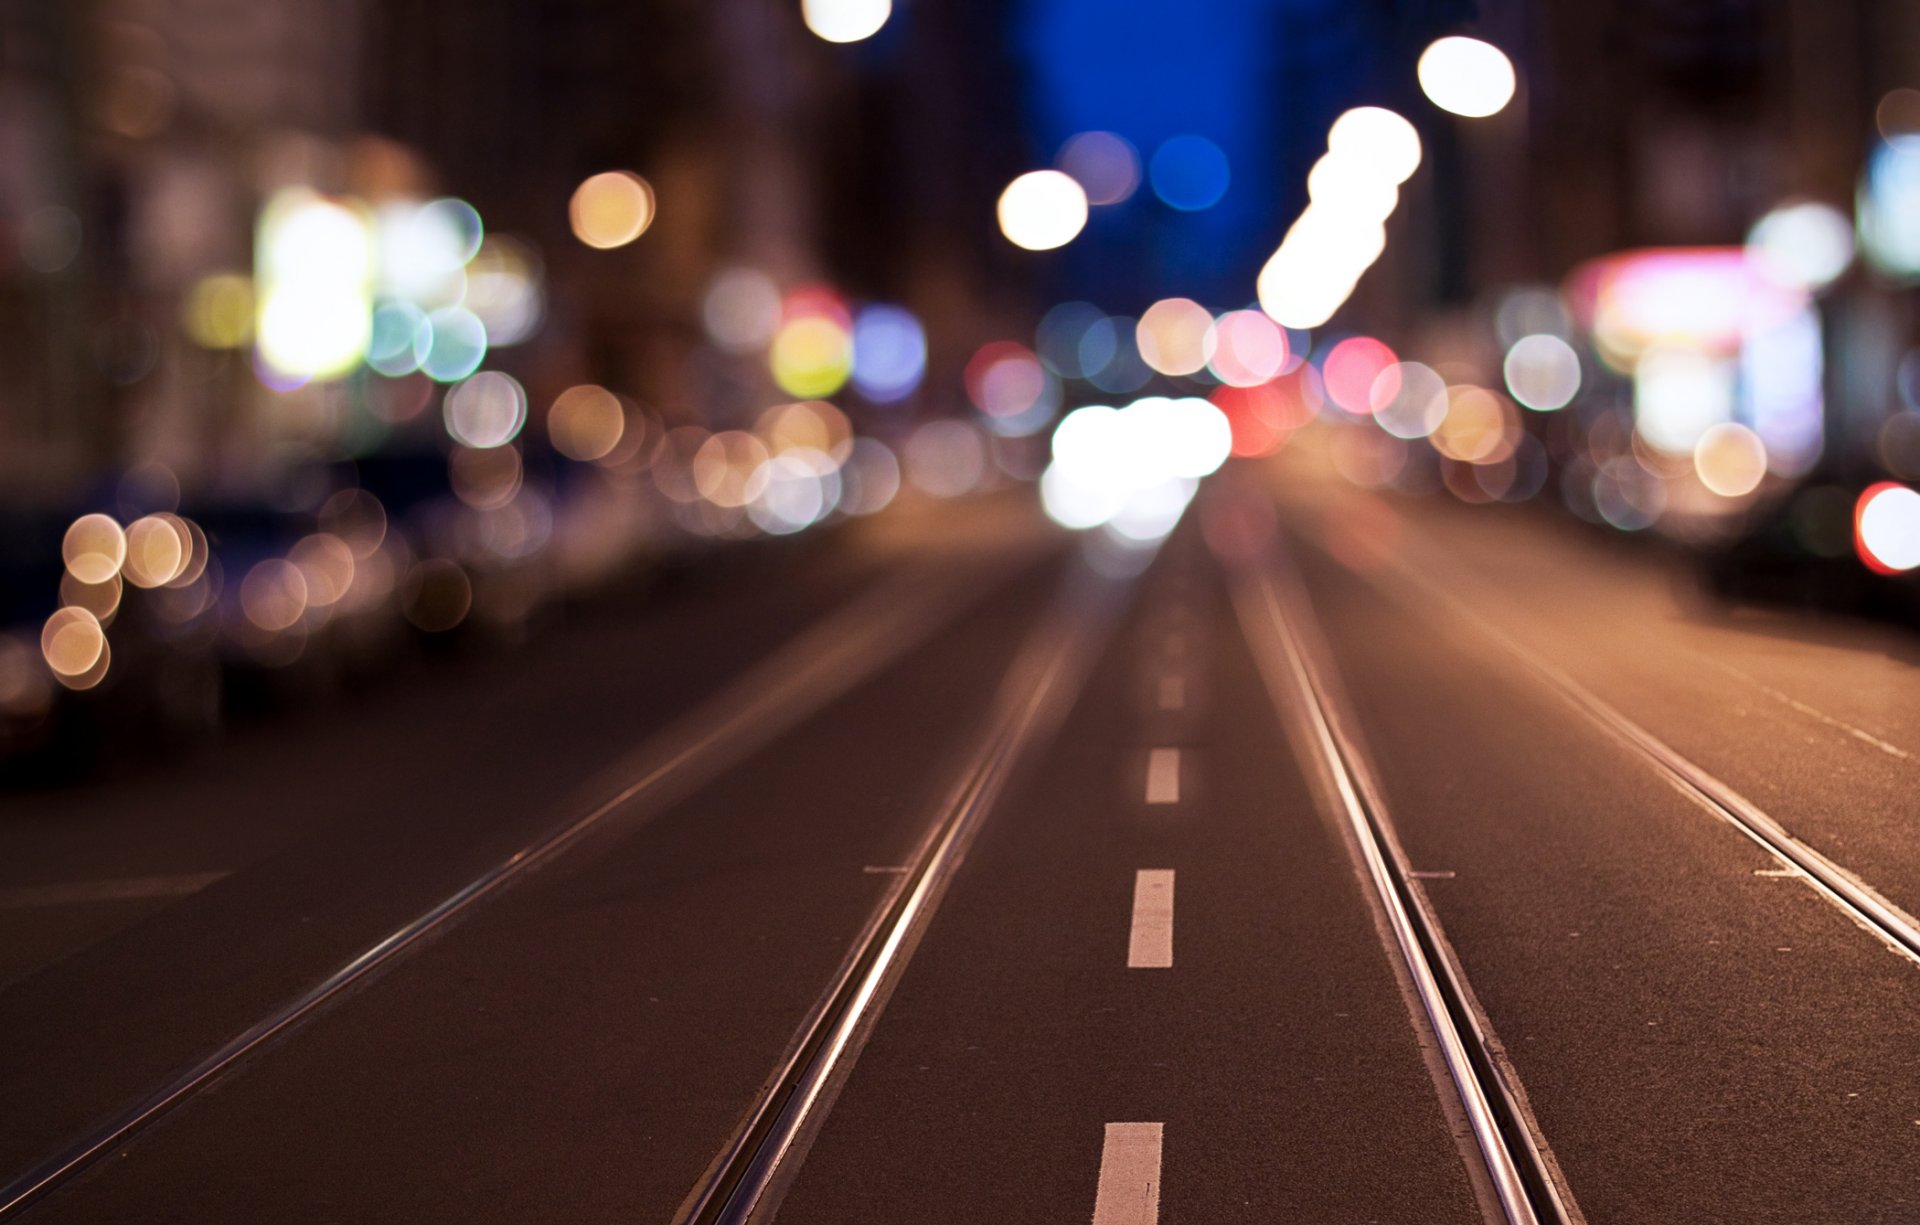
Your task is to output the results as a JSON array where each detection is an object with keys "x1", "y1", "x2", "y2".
[
  {"x1": 1036, "y1": 301, "x2": 1106, "y2": 378},
  {"x1": 319, "y1": 489, "x2": 387, "y2": 559},
  {"x1": 182, "y1": 273, "x2": 254, "y2": 349},
  {"x1": 402, "y1": 559, "x2": 472, "y2": 631},
  {"x1": 122, "y1": 514, "x2": 191, "y2": 588},
  {"x1": 421, "y1": 306, "x2": 488, "y2": 382},
  {"x1": 375, "y1": 197, "x2": 482, "y2": 306},
  {"x1": 1040, "y1": 396, "x2": 1231, "y2": 536},
  {"x1": 1635, "y1": 346, "x2": 1734, "y2": 455},
  {"x1": 1326, "y1": 108, "x2": 1422, "y2": 184},
  {"x1": 1081, "y1": 316, "x2": 1153, "y2": 394},
  {"x1": 241, "y1": 558, "x2": 309, "y2": 632},
  {"x1": 1306, "y1": 152, "x2": 1399, "y2": 223},
  {"x1": 463, "y1": 235, "x2": 544, "y2": 346},
  {"x1": 757, "y1": 399, "x2": 853, "y2": 462},
  {"x1": 838, "y1": 438, "x2": 902, "y2": 515},
  {"x1": 1371, "y1": 361, "x2": 1449, "y2": 439},
  {"x1": 60, "y1": 571, "x2": 121, "y2": 623},
  {"x1": 63, "y1": 514, "x2": 126, "y2": 585},
  {"x1": 1432, "y1": 386, "x2": 1520, "y2": 464},
  {"x1": 802, "y1": 0, "x2": 891, "y2": 43},
  {"x1": 965, "y1": 341, "x2": 1058, "y2": 435},
  {"x1": 255, "y1": 189, "x2": 373, "y2": 381},
  {"x1": 905, "y1": 420, "x2": 990, "y2": 498},
  {"x1": 41, "y1": 607, "x2": 107, "y2": 688},
  {"x1": 1148, "y1": 135, "x2": 1230, "y2": 211},
  {"x1": 1693, "y1": 422, "x2": 1769, "y2": 497},
  {"x1": 1057, "y1": 131, "x2": 1141, "y2": 205},
  {"x1": 548, "y1": 385, "x2": 627, "y2": 461},
  {"x1": 1856, "y1": 482, "x2": 1920, "y2": 573},
  {"x1": 851, "y1": 304, "x2": 927, "y2": 402},
  {"x1": 291, "y1": 534, "x2": 356, "y2": 607},
  {"x1": 1136, "y1": 298, "x2": 1213, "y2": 377},
  {"x1": 1417, "y1": 37, "x2": 1517, "y2": 118},
  {"x1": 703, "y1": 268, "x2": 783, "y2": 353},
  {"x1": 451, "y1": 443, "x2": 523, "y2": 509},
  {"x1": 1205, "y1": 310, "x2": 1287, "y2": 387},
  {"x1": 368, "y1": 302, "x2": 433, "y2": 377},
  {"x1": 694, "y1": 431, "x2": 775, "y2": 508},
  {"x1": 997, "y1": 170, "x2": 1088, "y2": 251},
  {"x1": 1322, "y1": 337, "x2": 1397, "y2": 414},
  {"x1": 1503, "y1": 333, "x2": 1582, "y2": 410},
  {"x1": 569, "y1": 171, "x2": 655, "y2": 249},
  {"x1": 444, "y1": 371, "x2": 528, "y2": 449},
  {"x1": 771, "y1": 312, "x2": 854, "y2": 398},
  {"x1": 1746, "y1": 201, "x2": 1854, "y2": 292}
]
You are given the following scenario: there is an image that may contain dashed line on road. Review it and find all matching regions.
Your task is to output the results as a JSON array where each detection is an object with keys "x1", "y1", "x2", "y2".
[
  {"x1": 1127, "y1": 870, "x2": 1175, "y2": 969},
  {"x1": 1157, "y1": 675, "x2": 1186, "y2": 711},
  {"x1": 1705, "y1": 658, "x2": 1911, "y2": 762},
  {"x1": 1145, "y1": 748, "x2": 1181, "y2": 804},
  {"x1": 1092, "y1": 1122, "x2": 1163, "y2": 1225}
]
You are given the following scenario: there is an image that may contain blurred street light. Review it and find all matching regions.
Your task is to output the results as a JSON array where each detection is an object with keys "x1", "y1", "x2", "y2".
[
  {"x1": 1417, "y1": 37, "x2": 1517, "y2": 118},
  {"x1": 998, "y1": 170, "x2": 1088, "y2": 251},
  {"x1": 802, "y1": 0, "x2": 891, "y2": 43}
]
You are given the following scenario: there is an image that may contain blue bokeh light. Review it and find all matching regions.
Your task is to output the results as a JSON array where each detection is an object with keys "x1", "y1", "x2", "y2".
[{"x1": 1149, "y1": 135, "x2": 1231, "y2": 211}]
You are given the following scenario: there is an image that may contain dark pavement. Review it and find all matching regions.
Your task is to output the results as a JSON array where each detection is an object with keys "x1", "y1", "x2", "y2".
[{"x1": 5, "y1": 468, "x2": 1919, "y2": 1224}]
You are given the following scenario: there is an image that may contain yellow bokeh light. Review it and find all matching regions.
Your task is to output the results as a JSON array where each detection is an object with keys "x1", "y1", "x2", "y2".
[
  {"x1": 182, "y1": 273, "x2": 255, "y2": 349},
  {"x1": 63, "y1": 513, "x2": 126, "y2": 585},
  {"x1": 770, "y1": 315, "x2": 854, "y2": 398},
  {"x1": 548, "y1": 384, "x2": 628, "y2": 462},
  {"x1": 41, "y1": 606, "x2": 106, "y2": 678},
  {"x1": 1432, "y1": 386, "x2": 1519, "y2": 464},
  {"x1": 569, "y1": 171, "x2": 655, "y2": 249},
  {"x1": 123, "y1": 513, "x2": 191, "y2": 588}
]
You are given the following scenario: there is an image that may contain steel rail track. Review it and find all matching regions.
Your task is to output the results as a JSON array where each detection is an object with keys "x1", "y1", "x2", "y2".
[
  {"x1": 1234, "y1": 553, "x2": 1578, "y2": 1225},
  {"x1": 1379, "y1": 553, "x2": 1920, "y2": 970},
  {"x1": 0, "y1": 551, "x2": 1045, "y2": 1221},
  {"x1": 675, "y1": 555, "x2": 1132, "y2": 1225}
]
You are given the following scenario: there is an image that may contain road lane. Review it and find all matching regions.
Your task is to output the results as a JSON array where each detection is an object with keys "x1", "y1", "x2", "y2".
[
  {"x1": 0, "y1": 503, "x2": 1053, "y2": 1211},
  {"x1": 17, "y1": 535, "x2": 1078, "y2": 1224},
  {"x1": 771, "y1": 529, "x2": 1485, "y2": 1225},
  {"x1": 1268, "y1": 457, "x2": 1920, "y2": 928},
  {"x1": 1291, "y1": 534, "x2": 1920, "y2": 1224}
]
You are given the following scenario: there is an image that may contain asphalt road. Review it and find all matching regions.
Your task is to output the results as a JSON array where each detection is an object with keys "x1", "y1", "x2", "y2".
[{"x1": 3, "y1": 463, "x2": 1917, "y2": 1224}]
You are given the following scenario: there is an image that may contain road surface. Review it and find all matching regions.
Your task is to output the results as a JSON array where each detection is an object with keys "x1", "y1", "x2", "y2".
[{"x1": 4, "y1": 455, "x2": 1918, "y2": 1224}]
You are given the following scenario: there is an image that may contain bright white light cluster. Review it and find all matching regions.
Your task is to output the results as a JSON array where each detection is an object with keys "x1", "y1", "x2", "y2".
[
  {"x1": 256, "y1": 190, "x2": 374, "y2": 380},
  {"x1": 1258, "y1": 108, "x2": 1420, "y2": 329},
  {"x1": 1039, "y1": 396, "x2": 1233, "y2": 540}
]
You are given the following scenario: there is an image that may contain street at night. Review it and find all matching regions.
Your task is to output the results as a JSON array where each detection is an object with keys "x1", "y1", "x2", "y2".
[{"x1": 3, "y1": 1, "x2": 1919, "y2": 1223}]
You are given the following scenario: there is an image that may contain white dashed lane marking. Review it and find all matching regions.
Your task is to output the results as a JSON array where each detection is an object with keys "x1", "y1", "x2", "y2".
[
  {"x1": 1127, "y1": 870, "x2": 1175, "y2": 968},
  {"x1": 1145, "y1": 748, "x2": 1181, "y2": 804},
  {"x1": 1092, "y1": 1122, "x2": 1163, "y2": 1225},
  {"x1": 1157, "y1": 675, "x2": 1185, "y2": 711}
]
